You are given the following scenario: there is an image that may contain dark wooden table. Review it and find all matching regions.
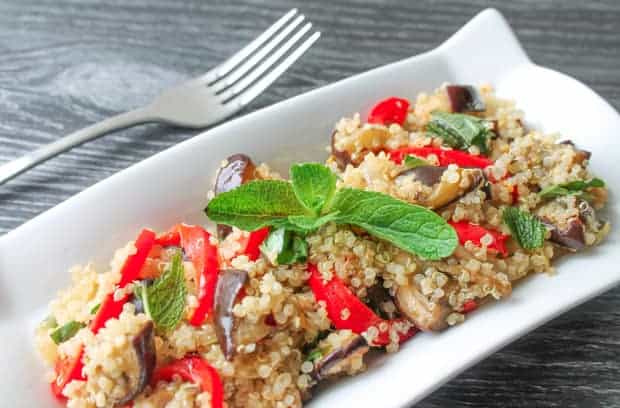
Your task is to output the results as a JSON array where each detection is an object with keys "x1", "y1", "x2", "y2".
[{"x1": 1, "y1": 1, "x2": 618, "y2": 406}]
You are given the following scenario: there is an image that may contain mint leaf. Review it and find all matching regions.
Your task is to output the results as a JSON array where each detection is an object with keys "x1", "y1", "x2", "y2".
[
  {"x1": 206, "y1": 180, "x2": 311, "y2": 231},
  {"x1": 138, "y1": 250, "x2": 187, "y2": 331},
  {"x1": 260, "y1": 227, "x2": 308, "y2": 265},
  {"x1": 291, "y1": 163, "x2": 337, "y2": 214},
  {"x1": 427, "y1": 111, "x2": 492, "y2": 153},
  {"x1": 287, "y1": 212, "x2": 340, "y2": 231},
  {"x1": 404, "y1": 155, "x2": 430, "y2": 169},
  {"x1": 330, "y1": 188, "x2": 457, "y2": 260},
  {"x1": 539, "y1": 178, "x2": 605, "y2": 199},
  {"x1": 502, "y1": 207, "x2": 546, "y2": 249},
  {"x1": 50, "y1": 321, "x2": 85, "y2": 345}
]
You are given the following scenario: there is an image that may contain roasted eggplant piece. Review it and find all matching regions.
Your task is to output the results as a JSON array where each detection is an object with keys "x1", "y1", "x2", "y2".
[
  {"x1": 559, "y1": 140, "x2": 591, "y2": 164},
  {"x1": 113, "y1": 321, "x2": 156, "y2": 406},
  {"x1": 446, "y1": 85, "x2": 486, "y2": 113},
  {"x1": 214, "y1": 269, "x2": 248, "y2": 360},
  {"x1": 395, "y1": 284, "x2": 453, "y2": 332},
  {"x1": 331, "y1": 131, "x2": 352, "y2": 171},
  {"x1": 547, "y1": 217, "x2": 586, "y2": 251},
  {"x1": 541, "y1": 198, "x2": 607, "y2": 251},
  {"x1": 366, "y1": 281, "x2": 397, "y2": 320},
  {"x1": 331, "y1": 127, "x2": 392, "y2": 170},
  {"x1": 311, "y1": 335, "x2": 369, "y2": 381},
  {"x1": 397, "y1": 166, "x2": 485, "y2": 209},
  {"x1": 214, "y1": 154, "x2": 256, "y2": 238}
]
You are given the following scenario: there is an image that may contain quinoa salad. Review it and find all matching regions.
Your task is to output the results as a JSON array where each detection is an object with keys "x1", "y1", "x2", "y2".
[{"x1": 36, "y1": 84, "x2": 610, "y2": 408}]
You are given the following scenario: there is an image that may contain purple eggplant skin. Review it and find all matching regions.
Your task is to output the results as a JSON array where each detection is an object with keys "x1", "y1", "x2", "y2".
[
  {"x1": 214, "y1": 154, "x2": 256, "y2": 239},
  {"x1": 311, "y1": 335, "x2": 369, "y2": 381},
  {"x1": 542, "y1": 217, "x2": 586, "y2": 252},
  {"x1": 214, "y1": 269, "x2": 249, "y2": 360},
  {"x1": 550, "y1": 218, "x2": 586, "y2": 251},
  {"x1": 399, "y1": 165, "x2": 447, "y2": 186},
  {"x1": 114, "y1": 321, "x2": 157, "y2": 406},
  {"x1": 446, "y1": 85, "x2": 486, "y2": 112}
]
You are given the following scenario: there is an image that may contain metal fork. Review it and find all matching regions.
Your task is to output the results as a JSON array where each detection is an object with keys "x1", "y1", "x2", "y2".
[{"x1": 0, "y1": 9, "x2": 320, "y2": 185}]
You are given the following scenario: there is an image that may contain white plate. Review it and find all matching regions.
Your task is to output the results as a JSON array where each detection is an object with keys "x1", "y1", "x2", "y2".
[{"x1": 1, "y1": 8, "x2": 618, "y2": 408}]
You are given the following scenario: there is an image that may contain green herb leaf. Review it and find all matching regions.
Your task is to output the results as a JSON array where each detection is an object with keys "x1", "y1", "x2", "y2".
[
  {"x1": 404, "y1": 155, "x2": 431, "y2": 169},
  {"x1": 260, "y1": 227, "x2": 308, "y2": 265},
  {"x1": 306, "y1": 349, "x2": 323, "y2": 362},
  {"x1": 502, "y1": 207, "x2": 546, "y2": 249},
  {"x1": 287, "y1": 212, "x2": 341, "y2": 231},
  {"x1": 427, "y1": 111, "x2": 493, "y2": 153},
  {"x1": 206, "y1": 180, "x2": 312, "y2": 231},
  {"x1": 90, "y1": 303, "x2": 101, "y2": 315},
  {"x1": 539, "y1": 178, "x2": 605, "y2": 199},
  {"x1": 291, "y1": 163, "x2": 337, "y2": 214},
  {"x1": 50, "y1": 321, "x2": 85, "y2": 345},
  {"x1": 329, "y1": 188, "x2": 458, "y2": 260},
  {"x1": 138, "y1": 250, "x2": 187, "y2": 331}
]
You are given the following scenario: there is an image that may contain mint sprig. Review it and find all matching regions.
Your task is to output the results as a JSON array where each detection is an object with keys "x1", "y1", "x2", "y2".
[
  {"x1": 136, "y1": 250, "x2": 187, "y2": 331},
  {"x1": 539, "y1": 178, "x2": 605, "y2": 200},
  {"x1": 206, "y1": 163, "x2": 457, "y2": 260},
  {"x1": 427, "y1": 111, "x2": 493, "y2": 153},
  {"x1": 502, "y1": 207, "x2": 546, "y2": 250}
]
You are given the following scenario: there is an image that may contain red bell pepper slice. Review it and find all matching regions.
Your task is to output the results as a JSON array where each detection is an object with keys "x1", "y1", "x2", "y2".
[
  {"x1": 52, "y1": 229, "x2": 156, "y2": 399},
  {"x1": 90, "y1": 229, "x2": 156, "y2": 333},
  {"x1": 368, "y1": 97, "x2": 410, "y2": 126},
  {"x1": 389, "y1": 146, "x2": 493, "y2": 168},
  {"x1": 156, "y1": 224, "x2": 220, "y2": 326},
  {"x1": 448, "y1": 221, "x2": 508, "y2": 257},
  {"x1": 243, "y1": 227, "x2": 269, "y2": 261},
  {"x1": 152, "y1": 356, "x2": 224, "y2": 408},
  {"x1": 50, "y1": 346, "x2": 85, "y2": 399},
  {"x1": 461, "y1": 300, "x2": 478, "y2": 314},
  {"x1": 308, "y1": 264, "x2": 416, "y2": 346}
]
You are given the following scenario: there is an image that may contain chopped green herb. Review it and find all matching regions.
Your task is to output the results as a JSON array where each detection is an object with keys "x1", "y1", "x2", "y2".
[
  {"x1": 260, "y1": 227, "x2": 308, "y2": 265},
  {"x1": 539, "y1": 178, "x2": 605, "y2": 199},
  {"x1": 136, "y1": 250, "x2": 187, "y2": 331},
  {"x1": 50, "y1": 321, "x2": 85, "y2": 345},
  {"x1": 426, "y1": 111, "x2": 493, "y2": 153},
  {"x1": 502, "y1": 207, "x2": 546, "y2": 250},
  {"x1": 404, "y1": 155, "x2": 430, "y2": 169},
  {"x1": 206, "y1": 163, "x2": 458, "y2": 260},
  {"x1": 306, "y1": 349, "x2": 323, "y2": 362},
  {"x1": 90, "y1": 303, "x2": 101, "y2": 315}
]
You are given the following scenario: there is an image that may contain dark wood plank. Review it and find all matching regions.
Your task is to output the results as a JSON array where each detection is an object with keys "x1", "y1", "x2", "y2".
[{"x1": 0, "y1": 1, "x2": 618, "y2": 407}]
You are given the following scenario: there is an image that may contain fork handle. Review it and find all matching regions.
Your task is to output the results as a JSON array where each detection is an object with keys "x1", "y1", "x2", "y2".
[{"x1": 0, "y1": 107, "x2": 155, "y2": 185}]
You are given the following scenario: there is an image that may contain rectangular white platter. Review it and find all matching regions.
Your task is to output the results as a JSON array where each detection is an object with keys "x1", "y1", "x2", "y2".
[{"x1": 0, "y1": 8, "x2": 618, "y2": 408}]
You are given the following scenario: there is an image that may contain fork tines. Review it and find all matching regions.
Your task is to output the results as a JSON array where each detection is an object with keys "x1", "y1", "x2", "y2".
[{"x1": 202, "y1": 9, "x2": 320, "y2": 107}]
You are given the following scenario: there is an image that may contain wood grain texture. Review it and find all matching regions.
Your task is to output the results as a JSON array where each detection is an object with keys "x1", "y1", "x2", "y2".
[{"x1": 0, "y1": 0, "x2": 618, "y2": 406}]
